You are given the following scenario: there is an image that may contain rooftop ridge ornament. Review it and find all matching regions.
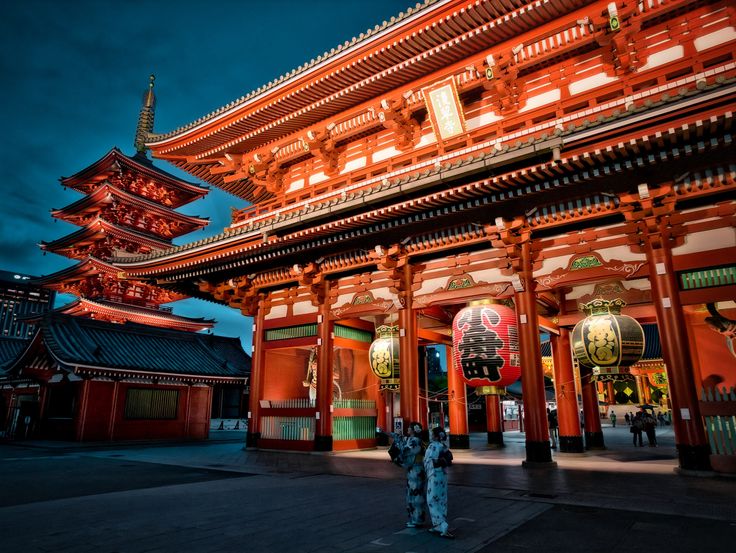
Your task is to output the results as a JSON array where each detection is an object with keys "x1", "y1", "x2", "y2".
[{"x1": 134, "y1": 75, "x2": 156, "y2": 156}]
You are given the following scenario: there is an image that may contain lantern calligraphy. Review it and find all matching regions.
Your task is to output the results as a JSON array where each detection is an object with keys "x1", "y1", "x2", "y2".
[
  {"x1": 452, "y1": 303, "x2": 521, "y2": 395},
  {"x1": 572, "y1": 298, "x2": 645, "y2": 377},
  {"x1": 369, "y1": 325, "x2": 400, "y2": 391}
]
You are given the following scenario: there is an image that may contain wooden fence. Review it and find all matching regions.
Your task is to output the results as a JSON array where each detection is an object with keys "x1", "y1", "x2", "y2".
[{"x1": 700, "y1": 387, "x2": 736, "y2": 473}]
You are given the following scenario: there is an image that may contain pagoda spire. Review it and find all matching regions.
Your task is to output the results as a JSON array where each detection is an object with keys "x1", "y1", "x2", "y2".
[{"x1": 134, "y1": 74, "x2": 156, "y2": 157}]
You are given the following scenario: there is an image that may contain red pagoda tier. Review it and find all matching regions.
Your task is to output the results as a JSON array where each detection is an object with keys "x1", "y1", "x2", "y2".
[{"x1": 37, "y1": 77, "x2": 213, "y2": 331}]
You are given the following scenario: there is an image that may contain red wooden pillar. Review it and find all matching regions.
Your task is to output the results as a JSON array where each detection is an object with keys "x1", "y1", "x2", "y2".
[
  {"x1": 646, "y1": 242, "x2": 710, "y2": 471},
  {"x1": 246, "y1": 297, "x2": 266, "y2": 449},
  {"x1": 485, "y1": 394, "x2": 504, "y2": 448},
  {"x1": 516, "y1": 240, "x2": 553, "y2": 465},
  {"x1": 315, "y1": 281, "x2": 334, "y2": 451},
  {"x1": 606, "y1": 381, "x2": 616, "y2": 407},
  {"x1": 551, "y1": 329, "x2": 584, "y2": 453},
  {"x1": 580, "y1": 366, "x2": 605, "y2": 449},
  {"x1": 446, "y1": 345, "x2": 469, "y2": 448},
  {"x1": 76, "y1": 379, "x2": 91, "y2": 441},
  {"x1": 375, "y1": 389, "x2": 388, "y2": 445},
  {"x1": 399, "y1": 263, "x2": 421, "y2": 428}
]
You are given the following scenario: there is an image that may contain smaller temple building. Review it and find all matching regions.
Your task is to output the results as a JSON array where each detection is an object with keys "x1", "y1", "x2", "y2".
[{"x1": 0, "y1": 313, "x2": 250, "y2": 441}]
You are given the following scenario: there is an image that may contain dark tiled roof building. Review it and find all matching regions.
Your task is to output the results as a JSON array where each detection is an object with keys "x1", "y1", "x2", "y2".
[{"x1": 0, "y1": 314, "x2": 249, "y2": 441}]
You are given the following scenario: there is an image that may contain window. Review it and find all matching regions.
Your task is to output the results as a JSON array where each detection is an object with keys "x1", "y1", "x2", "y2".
[{"x1": 124, "y1": 388, "x2": 179, "y2": 420}]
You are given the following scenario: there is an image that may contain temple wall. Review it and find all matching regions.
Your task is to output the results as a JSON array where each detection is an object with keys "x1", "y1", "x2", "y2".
[{"x1": 686, "y1": 307, "x2": 736, "y2": 390}]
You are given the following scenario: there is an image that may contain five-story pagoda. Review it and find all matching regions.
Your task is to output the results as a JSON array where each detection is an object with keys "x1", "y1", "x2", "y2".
[{"x1": 36, "y1": 77, "x2": 213, "y2": 332}]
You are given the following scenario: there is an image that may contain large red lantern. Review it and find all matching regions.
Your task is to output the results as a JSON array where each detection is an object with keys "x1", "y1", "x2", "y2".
[{"x1": 452, "y1": 302, "x2": 521, "y2": 394}]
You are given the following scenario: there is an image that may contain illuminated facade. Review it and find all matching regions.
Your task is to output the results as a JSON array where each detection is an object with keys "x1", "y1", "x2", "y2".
[{"x1": 118, "y1": 1, "x2": 736, "y2": 472}]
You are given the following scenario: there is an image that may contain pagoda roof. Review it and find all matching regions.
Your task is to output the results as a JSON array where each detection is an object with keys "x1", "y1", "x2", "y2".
[
  {"x1": 40, "y1": 217, "x2": 172, "y2": 257},
  {"x1": 51, "y1": 182, "x2": 209, "y2": 237},
  {"x1": 60, "y1": 148, "x2": 208, "y2": 203},
  {"x1": 33, "y1": 256, "x2": 122, "y2": 286},
  {"x1": 3, "y1": 313, "x2": 248, "y2": 382},
  {"x1": 48, "y1": 297, "x2": 214, "y2": 332},
  {"x1": 146, "y1": 0, "x2": 591, "y2": 175}
]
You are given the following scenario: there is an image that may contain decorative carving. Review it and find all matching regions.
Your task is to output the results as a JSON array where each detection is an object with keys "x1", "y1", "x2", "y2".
[
  {"x1": 619, "y1": 185, "x2": 685, "y2": 252},
  {"x1": 378, "y1": 93, "x2": 419, "y2": 151},
  {"x1": 483, "y1": 46, "x2": 522, "y2": 114},
  {"x1": 570, "y1": 254, "x2": 603, "y2": 271},
  {"x1": 305, "y1": 127, "x2": 340, "y2": 175},
  {"x1": 589, "y1": 3, "x2": 641, "y2": 75}
]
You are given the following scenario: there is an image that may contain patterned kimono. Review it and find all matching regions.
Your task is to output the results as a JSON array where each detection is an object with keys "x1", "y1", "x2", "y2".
[
  {"x1": 423, "y1": 440, "x2": 449, "y2": 533},
  {"x1": 392, "y1": 433, "x2": 427, "y2": 525}
]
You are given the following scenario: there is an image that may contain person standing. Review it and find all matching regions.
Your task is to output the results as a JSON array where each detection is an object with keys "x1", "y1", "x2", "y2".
[
  {"x1": 624, "y1": 412, "x2": 631, "y2": 426},
  {"x1": 643, "y1": 412, "x2": 657, "y2": 446},
  {"x1": 547, "y1": 408, "x2": 559, "y2": 449},
  {"x1": 631, "y1": 412, "x2": 644, "y2": 446},
  {"x1": 610, "y1": 411, "x2": 617, "y2": 427},
  {"x1": 392, "y1": 422, "x2": 427, "y2": 528},
  {"x1": 424, "y1": 426, "x2": 454, "y2": 539}
]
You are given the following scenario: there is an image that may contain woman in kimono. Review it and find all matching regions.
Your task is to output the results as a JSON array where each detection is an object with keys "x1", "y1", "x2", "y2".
[
  {"x1": 391, "y1": 421, "x2": 427, "y2": 528},
  {"x1": 423, "y1": 426, "x2": 454, "y2": 539}
]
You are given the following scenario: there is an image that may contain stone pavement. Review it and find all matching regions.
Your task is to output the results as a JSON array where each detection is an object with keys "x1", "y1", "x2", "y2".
[{"x1": 1, "y1": 424, "x2": 735, "y2": 553}]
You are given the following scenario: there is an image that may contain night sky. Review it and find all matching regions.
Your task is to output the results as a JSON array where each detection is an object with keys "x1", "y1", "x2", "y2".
[{"x1": 1, "y1": 0, "x2": 411, "y2": 351}]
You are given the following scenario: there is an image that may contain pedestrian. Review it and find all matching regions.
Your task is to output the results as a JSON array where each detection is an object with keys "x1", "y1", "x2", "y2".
[
  {"x1": 657, "y1": 412, "x2": 666, "y2": 427},
  {"x1": 424, "y1": 426, "x2": 454, "y2": 539},
  {"x1": 630, "y1": 412, "x2": 644, "y2": 446},
  {"x1": 643, "y1": 412, "x2": 657, "y2": 446},
  {"x1": 610, "y1": 411, "x2": 617, "y2": 427},
  {"x1": 624, "y1": 412, "x2": 631, "y2": 426},
  {"x1": 547, "y1": 408, "x2": 558, "y2": 449},
  {"x1": 391, "y1": 422, "x2": 427, "y2": 528}
]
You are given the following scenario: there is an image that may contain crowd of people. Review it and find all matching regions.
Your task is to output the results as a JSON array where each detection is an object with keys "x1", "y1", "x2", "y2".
[
  {"x1": 621, "y1": 409, "x2": 669, "y2": 447},
  {"x1": 390, "y1": 423, "x2": 454, "y2": 539}
]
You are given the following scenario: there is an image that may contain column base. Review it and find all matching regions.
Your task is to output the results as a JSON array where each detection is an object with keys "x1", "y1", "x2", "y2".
[
  {"x1": 314, "y1": 435, "x2": 333, "y2": 452},
  {"x1": 559, "y1": 435, "x2": 585, "y2": 453},
  {"x1": 523, "y1": 439, "x2": 553, "y2": 464},
  {"x1": 585, "y1": 431, "x2": 605, "y2": 450},
  {"x1": 449, "y1": 434, "x2": 470, "y2": 449},
  {"x1": 245, "y1": 431, "x2": 260, "y2": 449},
  {"x1": 486, "y1": 431, "x2": 505, "y2": 448},
  {"x1": 677, "y1": 444, "x2": 712, "y2": 472}
]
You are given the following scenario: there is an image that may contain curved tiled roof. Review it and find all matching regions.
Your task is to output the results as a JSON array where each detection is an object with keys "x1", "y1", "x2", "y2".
[
  {"x1": 61, "y1": 148, "x2": 208, "y2": 198},
  {"x1": 147, "y1": 0, "x2": 444, "y2": 144},
  {"x1": 0, "y1": 337, "x2": 30, "y2": 373},
  {"x1": 40, "y1": 313, "x2": 249, "y2": 378}
]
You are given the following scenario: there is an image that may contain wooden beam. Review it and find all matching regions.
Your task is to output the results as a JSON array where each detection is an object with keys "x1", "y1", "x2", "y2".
[{"x1": 417, "y1": 328, "x2": 452, "y2": 345}]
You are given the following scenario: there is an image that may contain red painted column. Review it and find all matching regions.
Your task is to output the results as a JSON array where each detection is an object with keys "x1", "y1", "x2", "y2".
[
  {"x1": 580, "y1": 366, "x2": 605, "y2": 449},
  {"x1": 315, "y1": 281, "x2": 334, "y2": 451},
  {"x1": 399, "y1": 263, "x2": 421, "y2": 428},
  {"x1": 485, "y1": 394, "x2": 504, "y2": 448},
  {"x1": 646, "y1": 243, "x2": 710, "y2": 471},
  {"x1": 606, "y1": 382, "x2": 616, "y2": 407},
  {"x1": 108, "y1": 380, "x2": 119, "y2": 441},
  {"x1": 446, "y1": 345, "x2": 469, "y2": 448},
  {"x1": 76, "y1": 379, "x2": 91, "y2": 441},
  {"x1": 375, "y1": 389, "x2": 388, "y2": 445},
  {"x1": 551, "y1": 329, "x2": 584, "y2": 452},
  {"x1": 515, "y1": 240, "x2": 553, "y2": 465},
  {"x1": 246, "y1": 297, "x2": 266, "y2": 449}
]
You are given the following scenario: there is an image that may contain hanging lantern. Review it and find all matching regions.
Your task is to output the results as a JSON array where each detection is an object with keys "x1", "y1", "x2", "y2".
[
  {"x1": 572, "y1": 298, "x2": 645, "y2": 378},
  {"x1": 369, "y1": 325, "x2": 400, "y2": 391},
  {"x1": 452, "y1": 302, "x2": 521, "y2": 395}
]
